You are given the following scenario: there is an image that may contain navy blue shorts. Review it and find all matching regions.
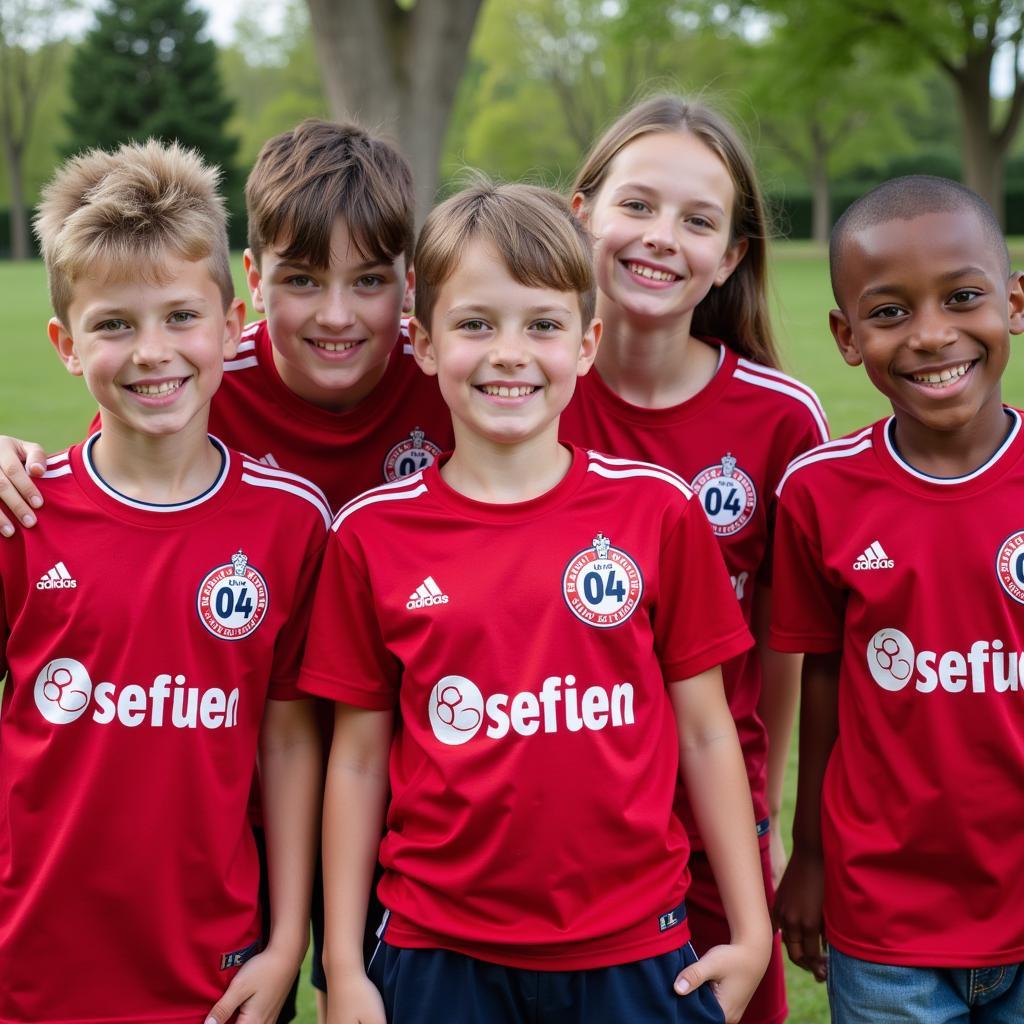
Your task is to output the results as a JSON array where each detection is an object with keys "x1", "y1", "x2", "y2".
[{"x1": 367, "y1": 933, "x2": 726, "y2": 1024}]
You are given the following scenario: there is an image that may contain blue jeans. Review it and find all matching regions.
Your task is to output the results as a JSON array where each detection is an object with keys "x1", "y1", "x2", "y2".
[{"x1": 828, "y1": 945, "x2": 1024, "y2": 1023}]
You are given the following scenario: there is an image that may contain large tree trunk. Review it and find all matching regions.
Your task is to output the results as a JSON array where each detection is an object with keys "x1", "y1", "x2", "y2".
[
  {"x1": 2, "y1": 135, "x2": 28, "y2": 260},
  {"x1": 953, "y1": 48, "x2": 1004, "y2": 223},
  {"x1": 305, "y1": 0, "x2": 484, "y2": 224},
  {"x1": 809, "y1": 121, "x2": 830, "y2": 246}
]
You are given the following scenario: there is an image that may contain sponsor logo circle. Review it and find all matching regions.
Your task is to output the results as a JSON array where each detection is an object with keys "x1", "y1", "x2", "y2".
[
  {"x1": 866, "y1": 628, "x2": 915, "y2": 691},
  {"x1": 691, "y1": 455, "x2": 757, "y2": 537},
  {"x1": 383, "y1": 429, "x2": 442, "y2": 482},
  {"x1": 563, "y1": 535, "x2": 643, "y2": 628},
  {"x1": 428, "y1": 675, "x2": 484, "y2": 745},
  {"x1": 197, "y1": 550, "x2": 269, "y2": 641},
  {"x1": 35, "y1": 657, "x2": 92, "y2": 724},
  {"x1": 996, "y1": 530, "x2": 1024, "y2": 604}
]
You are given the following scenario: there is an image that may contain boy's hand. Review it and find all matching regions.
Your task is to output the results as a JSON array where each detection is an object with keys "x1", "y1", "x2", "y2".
[
  {"x1": 674, "y1": 939, "x2": 770, "y2": 1024},
  {"x1": 204, "y1": 943, "x2": 302, "y2": 1024},
  {"x1": 772, "y1": 848, "x2": 827, "y2": 982},
  {"x1": 0, "y1": 436, "x2": 46, "y2": 537},
  {"x1": 327, "y1": 969, "x2": 386, "y2": 1024}
]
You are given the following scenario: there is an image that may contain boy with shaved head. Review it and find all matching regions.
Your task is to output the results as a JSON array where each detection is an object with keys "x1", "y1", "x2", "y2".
[{"x1": 771, "y1": 175, "x2": 1024, "y2": 1022}]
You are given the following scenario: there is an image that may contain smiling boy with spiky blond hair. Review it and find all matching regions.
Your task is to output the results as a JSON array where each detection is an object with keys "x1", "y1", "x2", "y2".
[{"x1": 0, "y1": 139, "x2": 326, "y2": 1024}]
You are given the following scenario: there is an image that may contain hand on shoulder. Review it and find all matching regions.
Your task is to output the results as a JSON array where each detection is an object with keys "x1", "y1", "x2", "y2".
[{"x1": 0, "y1": 435, "x2": 46, "y2": 536}]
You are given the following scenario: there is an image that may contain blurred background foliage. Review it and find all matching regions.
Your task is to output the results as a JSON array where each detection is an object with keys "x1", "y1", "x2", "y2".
[{"x1": 4, "y1": 0, "x2": 1024, "y2": 256}]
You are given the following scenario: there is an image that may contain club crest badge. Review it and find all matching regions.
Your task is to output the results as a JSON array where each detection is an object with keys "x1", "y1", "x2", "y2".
[
  {"x1": 563, "y1": 532, "x2": 643, "y2": 628},
  {"x1": 691, "y1": 453, "x2": 757, "y2": 536},
  {"x1": 197, "y1": 550, "x2": 269, "y2": 640},
  {"x1": 997, "y1": 530, "x2": 1024, "y2": 604},
  {"x1": 383, "y1": 427, "x2": 442, "y2": 482}
]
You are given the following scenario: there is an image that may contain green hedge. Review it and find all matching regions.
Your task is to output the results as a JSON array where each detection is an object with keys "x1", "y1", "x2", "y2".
[
  {"x1": 769, "y1": 186, "x2": 1024, "y2": 239},
  {"x1": 7, "y1": 181, "x2": 1024, "y2": 252}
]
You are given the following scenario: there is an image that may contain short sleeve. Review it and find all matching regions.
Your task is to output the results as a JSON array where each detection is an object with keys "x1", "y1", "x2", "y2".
[
  {"x1": 298, "y1": 527, "x2": 401, "y2": 709},
  {"x1": 654, "y1": 497, "x2": 753, "y2": 682},
  {"x1": 768, "y1": 485, "x2": 845, "y2": 653},
  {"x1": 758, "y1": 395, "x2": 830, "y2": 587},
  {"x1": 266, "y1": 532, "x2": 326, "y2": 700}
]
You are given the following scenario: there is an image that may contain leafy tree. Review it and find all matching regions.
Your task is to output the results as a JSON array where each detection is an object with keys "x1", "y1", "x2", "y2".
[
  {"x1": 445, "y1": 0, "x2": 747, "y2": 190},
  {"x1": 65, "y1": 0, "x2": 237, "y2": 183},
  {"x1": 738, "y1": 0, "x2": 1024, "y2": 222},
  {"x1": 220, "y1": 0, "x2": 326, "y2": 173},
  {"x1": 741, "y1": 25, "x2": 924, "y2": 242},
  {"x1": 0, "y1": 0, "x2": 72, "y2": 259},
  {"x1": 304, "y1": 0, "x2": 484, "y2": 222}
]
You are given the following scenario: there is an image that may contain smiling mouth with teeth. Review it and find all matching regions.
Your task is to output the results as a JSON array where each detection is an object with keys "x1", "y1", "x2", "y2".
[
  {"x1": 125, "y1": 379, "x2": 186, "y2": 396},
  {"x1": 309, "y1": 338, "x2": 362, "y2": 352},
  {"x1": 908, "y1": 361, "x2": 973, "y2": 388},
  {"x1": 626, "y1": 261, "x2": 679, "y2": 283},
  {"x1": 478, "y1": 384, "x2": 540, "y2": 398}
]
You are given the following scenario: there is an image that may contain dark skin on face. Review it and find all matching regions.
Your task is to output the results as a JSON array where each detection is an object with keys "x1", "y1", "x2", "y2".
[{"x1": 830, "y1": 208, "x2": 1024, "y2": 478}]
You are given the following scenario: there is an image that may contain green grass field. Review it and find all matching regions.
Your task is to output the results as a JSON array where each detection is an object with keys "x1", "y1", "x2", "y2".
[{"x1": 2, "y1": 245, "x2": 1022, "y2": 1023}]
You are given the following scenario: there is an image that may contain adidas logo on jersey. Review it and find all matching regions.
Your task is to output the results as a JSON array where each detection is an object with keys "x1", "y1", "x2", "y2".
[
  {"x1": 853, "y1": 542, "x2": 894, "y2": 571},
  {"x1": 407, "y1": 576, "x2": 449, "y2": 609},
  {"x1": 36, "y1": 561, "x2": 77, "y2": 590},
  {"x1": 257, "y1": 453, "x2": 280, "y2": 468}
]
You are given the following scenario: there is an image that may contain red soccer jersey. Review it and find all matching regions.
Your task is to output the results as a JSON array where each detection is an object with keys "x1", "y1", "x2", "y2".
[
  {"x1": 0, "y1": 436, "x2": 328, "y2": 1023},
  {"x1": 87, "y1": 319, "x2": 454, "y2": 512},
  {"x1": 299, "y1": 446, "x2": 751, "y2": 970},
  {"x1": 216, "y1": 320, "x2": 452, "y2": 510},
  {"x1": 770, "y1": 410, "x2": 1024, "y2": 966},
  {"x1": 559, "y1": 343, "x2": 827, "y2": 834}
]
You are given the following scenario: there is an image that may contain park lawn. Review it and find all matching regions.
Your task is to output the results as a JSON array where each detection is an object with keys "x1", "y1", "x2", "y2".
[{"x1": 4, "y1": 242, "x2": 1024, "y2": 1023}]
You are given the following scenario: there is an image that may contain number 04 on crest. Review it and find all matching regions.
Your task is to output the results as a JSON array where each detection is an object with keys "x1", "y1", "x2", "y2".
[
  {"x1": 563, "y1": 533, "x2": 643, "y2": 628},
  {"x1": 197, "y1": 550, "x2": 270, "y2": 640}
]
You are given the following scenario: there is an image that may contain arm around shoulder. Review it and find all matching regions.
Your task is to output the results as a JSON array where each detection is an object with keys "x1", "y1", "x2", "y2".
[{"x1": 0, "y1": 435, "x2": 48, "y2": 536}]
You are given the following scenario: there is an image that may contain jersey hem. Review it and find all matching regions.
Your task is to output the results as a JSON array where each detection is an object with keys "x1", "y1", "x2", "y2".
[
  {"x1": 383, "y1": 913, "x2": 693, "y2": 971},
  {"x1": 298, "y1": 670, "x2": 394, "y2": 710},
  {"x1": 826, "y1": 930, "x2": 1024, "y2": 968},
  {"x1": 766, "y1": 628, "x2": 840, "y2": 654},
  {"x1": 0, "y1": 1013, "x2": 222, "y2": 1024},
  {"x1": 662, "y1": 626, "x2": 753, "y2": 682}
]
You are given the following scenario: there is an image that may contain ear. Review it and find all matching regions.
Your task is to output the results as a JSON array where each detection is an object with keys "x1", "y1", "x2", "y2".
[
  {"x1": 713, "y1": 236, "x2": 749, "y2": 288},
  {"x1": 577, "y1": 317, "x2": 602, "y2": 376},
  {"x1": 829, "y1": 308, "x2": 862, "y2": 367},
  {"x1": 1008, "y1": 271, "x2": 1024, "y2": 335},
  {"x1": 408, "y1": 316, "x2": 438, "y2": 376},
  {"x1": 222, "y1": 297, "x2": 246, "y2": 360},
  {"x1": 48, "y1": 317, "x2": 83, "y2": 376},
  {"x1": 402, "y1": 265, "x2": 416, "y2": 315},
  {"x1": 243, "y1": 249, "x2": 265, "y2": 314},
  {"x1": 570, "y1": 191, "x2": 588, "y2": 226}
]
